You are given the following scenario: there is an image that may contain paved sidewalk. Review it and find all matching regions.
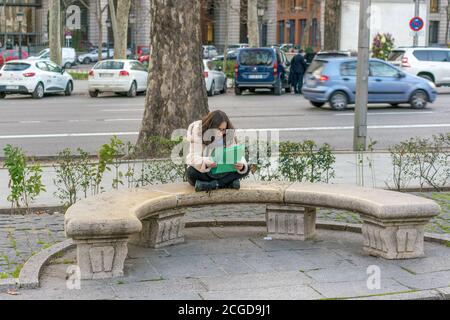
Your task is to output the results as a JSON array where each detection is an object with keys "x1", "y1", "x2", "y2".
[{"x1": 1, "y1": 226, "x2": 450, "y2": 300}]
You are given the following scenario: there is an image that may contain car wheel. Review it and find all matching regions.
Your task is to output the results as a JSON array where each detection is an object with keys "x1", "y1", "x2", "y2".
[
  {"x1": 126, "y1": 81, "x2": 137, "y2": 98},
  {"x1": 220, "y1": 79, "x2": 227, "y2": 94},
  {"x1": 0, "y1": 92, "x2": 5, "y2": 99},
  {"x1": 235, "y1": 86, "x2": 242, "y2": 96},
  {"x1": 83, "y1": 57, "x2": 91, "y2": 64},
  {"x1": 32, "y1": 83, "x2": 44, "y2": 99},
  {"x1": 311, "y1": 101, "x2": 325, "y2": 108},
  {"x1": 274, "y1": 81, "x2": 282, "y2": 96},
  {"x1": 89, "y1": 90, "x2": 99, "y2": 98},
  {"x1": 329, "y1": 91, "x2": 348, "y2": 111},
  {"x1": 64, "y1": 62, "x2": 72, "y2": 70},
  {"x1": 65, "y1": 81, "x2": 73, "y2": 96},
  {"x1": 207, "y1": 81, "x2": 215, "y2": 97},
  {"x1": 410, "y1": 90, "x2": 428, "y2": 109}
]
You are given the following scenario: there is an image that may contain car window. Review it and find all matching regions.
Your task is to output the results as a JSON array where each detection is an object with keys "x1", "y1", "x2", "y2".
[
  {"x1": 94, "y1": 61, "x2": 125, "y2": 70},
  {"x1": 4, "y1": 63, "x2": 31, "y2": 71},
  {"x1": 340, "y1": 61, "x2": 357, "y2": 76},
  {"x1": 430, "y1": 50, "x2": 450, "y2": 62},
  {"x1": 46, "y1": 62, "x2": 62, "y2": 73},
  {"x1": 36, "y1": 62, "x2": 49, "y2": 71},
  {"x1": 239, "y1": 50, "x2": 274, "y2": 66},
  {"x1": 413, "y1": 50, "x2": 430, "y2": 61},
  {"x1": 370, "y1": 61, "x2": 398, "y2": 77},
  {"x1": 387, "y1": 51, "x2": 405, "y2": 61},
  {"x1": 206, "y1": 61, "x2": 216, "y2": 71},
  {"x1": 306, "y1": 60, "x2": 327, "y2": 76}
]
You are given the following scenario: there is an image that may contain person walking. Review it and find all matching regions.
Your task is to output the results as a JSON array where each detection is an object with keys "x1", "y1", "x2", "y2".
[{"x1": 290, "y1": 49, "x2": 308, "y2": 94}]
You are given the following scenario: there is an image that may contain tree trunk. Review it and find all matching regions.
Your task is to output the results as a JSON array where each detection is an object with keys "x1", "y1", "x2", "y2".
[
  {"x1": 446, "y1": 2, "x2": 450, "y2": 46},
  {"x1": 136, "y1": 0, "x2": 209, "y2": 157},
  {"x1": 223, "y1": 0, "x2": 230, "y2": 72},
  {"x1": 247, "y1": 0, "x2": 259, "y2": 47},
  {"x1": 96, "y1": 1, "x2": 103, "y2": 62},
  {"x1": 114, "y1": 0, "x2": 131, "y2": 59},
  {"x1": 324, "y1": 0, "x2": 341, "y2": 51},
  {"x1": 49, "y1": 0, "x2": 62, "y2": 65}
]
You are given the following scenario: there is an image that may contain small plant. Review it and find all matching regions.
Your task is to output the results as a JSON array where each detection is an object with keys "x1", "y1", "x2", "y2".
[
  {"x1": 3, "y1": 144, "x2": 45, "y2": 213},
  {"x1": 372, "y1": 33, "x2": 395, "y2": 60}
]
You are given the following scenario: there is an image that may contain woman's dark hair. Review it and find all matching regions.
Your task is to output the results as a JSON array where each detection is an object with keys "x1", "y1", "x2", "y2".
[{"x1": 201, "y1": 110, "x2": 235, "y2": 146}]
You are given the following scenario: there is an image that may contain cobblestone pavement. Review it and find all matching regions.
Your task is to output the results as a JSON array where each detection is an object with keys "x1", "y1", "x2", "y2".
[{"x1": 0, "y1": 192, "x2": 449, "y2": 280}]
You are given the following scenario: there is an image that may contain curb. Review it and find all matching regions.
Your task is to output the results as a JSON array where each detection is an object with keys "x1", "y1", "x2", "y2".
[{"x1": 9, "y1": 219, "x2": 449, "y2": 298}]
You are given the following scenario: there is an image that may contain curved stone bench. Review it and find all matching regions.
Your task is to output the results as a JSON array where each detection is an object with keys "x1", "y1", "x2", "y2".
[{"x1": 64, "y1": 182, "x2": 441, "y2": 280}]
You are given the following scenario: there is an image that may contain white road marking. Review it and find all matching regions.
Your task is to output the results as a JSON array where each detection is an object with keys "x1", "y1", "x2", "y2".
[
  {"x1": 101, "y1": 109, "x2": 144, "y2": 112},
  {"x1": 334, "y1": 112, "x2": 434, "y2": 116},
  {"x1": 104, "y1": 118, "x2": 141, "y2": 122},
  {"x1": 1, "y1": 123, "x2": 449, "y2": 140},
  {"x1": 19, "y1": 121, "x2": 41, "y2": 124}
]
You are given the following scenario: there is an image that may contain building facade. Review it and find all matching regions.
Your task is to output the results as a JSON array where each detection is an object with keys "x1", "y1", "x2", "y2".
[
  {"x1": 1, "y1": 0, "x2": 277, "y2": 54},
  {"x1": 276, "y1": 0, "x2": 321, "y2": 51},
  {"x1": 428, "y1": 0, "x2": 449, "y2": 46}
]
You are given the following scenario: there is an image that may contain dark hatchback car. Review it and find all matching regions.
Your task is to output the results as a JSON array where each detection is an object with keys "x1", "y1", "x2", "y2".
[{"x1": 234, "y1": 48, "x2": 291, "y2": 95}]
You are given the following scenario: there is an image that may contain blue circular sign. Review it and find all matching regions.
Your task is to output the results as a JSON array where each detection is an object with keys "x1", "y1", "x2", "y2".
[{"x1": 409, "y1": 17, "x2": 424, "y2": 32}]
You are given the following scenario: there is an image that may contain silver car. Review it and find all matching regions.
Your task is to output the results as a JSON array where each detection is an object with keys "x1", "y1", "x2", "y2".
[{"x1": 78, "y1": 48, "x2": 114, "y2": 64}]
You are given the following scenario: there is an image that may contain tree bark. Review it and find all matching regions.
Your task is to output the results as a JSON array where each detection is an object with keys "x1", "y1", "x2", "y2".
[
  {"x1": 113, "y1": 0, "x2": 131, "y2": 59},
  {"x1": 247, "y1": 0, "x2": 259, "y2": 47},
  {"x1": 446, "y1": 1, "x2": 450, "y2": 46},
  {"x1": 136, "y1": 0, "x2": 209, "y2": 157},
  {"x1": 49, "y1": 0, "x2": 62, "y2": 65},
  {"x1": 96, "y1": 1, "x2": 104, "y2": 62},
  {"x1": 324, "y1": 0, "x2": 341, "y2": 51},
  {"x1": 223, "y1": 0, "x2": 230, "y2": 72}
]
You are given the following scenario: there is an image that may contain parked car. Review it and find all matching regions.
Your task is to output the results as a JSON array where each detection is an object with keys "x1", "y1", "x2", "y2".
[
  {"x1": 88, "y1": 59, "x2": 148, "y2": 98},
  {"x1": 280, "y1": 43, "x2": 295, "y2": 52},
  {"x1": 0, "y1": 59, "x2": 73, "y2": 99},
  {"x1": 212, "y1": 50, "x2": 238, "y2": 61},
  {"x1": 27, "y1": 47, "x2": 76, "y2": 69},
  {"x1": 78, "y1": 48, "x2": 114, "y2": 64},
  {"x1": 314, "y1": 51, "x2": 352, "y2": 60},
  {"x1": 234, "y1": 47, "x2": 291, "y2": 95},
  {"x1": 203, "y1": 45, "x2": 218, "y2": 59},
  {"x1": 387, "y1": 47, "x2": 450, "y2": 86},
  {"x1": 0, "y1": 50, "x2": 29, "y2": 67},
  {"x1": 203, "y1": 59, "x2": 227, "y2": 96},
  {"x1": 302, "y1": 58, "x2": 436, "y2": 110}
]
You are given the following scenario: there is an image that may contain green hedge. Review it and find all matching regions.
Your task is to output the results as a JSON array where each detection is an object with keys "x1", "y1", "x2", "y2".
[{"x1": 68, "y1": 71, "x2": 88, "y2": 80}]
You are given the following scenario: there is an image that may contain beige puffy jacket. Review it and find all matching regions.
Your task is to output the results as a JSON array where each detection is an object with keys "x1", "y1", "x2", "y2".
[{"x1": 186, "y1": 120, "x2": 248, "y2": 174}]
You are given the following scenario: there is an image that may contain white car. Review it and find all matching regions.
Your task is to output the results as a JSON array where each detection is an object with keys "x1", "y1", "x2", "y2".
[
  {"x1": 203, "y1": 59, "x2": 227, "y2": 96},
  {"x1": 0, "y1": 59, "x2": 73, "y2": 99},
  {"x1": 78, "y1": 48, "x2": 114, "y2": 64},
  {"x1": 88, "y1": 59, "x2": 148, "y2": 97},
  {"x1": 27, "y1": 47, "x2": 77, "y2": 70},
  {"x1": 388, "y1": 47, "x2": 450, "y2": 86}
]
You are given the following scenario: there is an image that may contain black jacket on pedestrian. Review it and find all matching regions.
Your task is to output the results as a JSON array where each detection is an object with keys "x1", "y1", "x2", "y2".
[{"x1": 290, "y1": 54, "x2": 308, "y2": 74}]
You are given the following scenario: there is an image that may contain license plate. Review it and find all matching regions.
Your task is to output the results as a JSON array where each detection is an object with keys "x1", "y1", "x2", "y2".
[
  {"x1": 306, "y1": 79, "x2": 316, "y2": 86},
  {"x1": 100, "y1": 73, "x2": 113, "y2": 78},
  {"x1": 248, "y1": 74, "x2": 263, "y2": 79},
  {"x1": 6, "y1": 85, "x2": 19, "y2": 90}
]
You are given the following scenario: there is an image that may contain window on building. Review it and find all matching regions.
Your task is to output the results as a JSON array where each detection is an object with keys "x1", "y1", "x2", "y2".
[
  {"x1": 299, "y1": 19, "x2": 306, "y2": 45},
  {"x1": 429, "y1": 21, "x2": 440, "y2": 44},
  {"x1": 430, "y1": 0, "x2": 439, "y2": 13},
  {"x1": 311, "y1": 18, "x2": 318, "y2": 47}
]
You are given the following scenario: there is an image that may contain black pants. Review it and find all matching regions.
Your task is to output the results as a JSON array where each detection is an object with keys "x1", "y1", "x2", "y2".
[
  {"x1": 186, "y1": 166, "x2": 250, "y2": 188},
  {"x1": 292, "y1": 72, "x2": 304, "y2": 94}
]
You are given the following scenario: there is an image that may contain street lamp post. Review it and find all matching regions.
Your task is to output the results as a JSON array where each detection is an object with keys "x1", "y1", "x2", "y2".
[
  {"x1": 16, "y1": 12, "x2": 24, "y2": 59},
  {"x1": 257, "y1": 8, "x2": 265, "y2": 47},
  {"x1": 105, "y1": 18, "x2": 111, "y2": 59}
]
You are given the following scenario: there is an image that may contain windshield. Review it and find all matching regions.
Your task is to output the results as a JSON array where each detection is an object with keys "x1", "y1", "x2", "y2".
[
  {"x1": 3, "y1": 63, "x2": 31, "y2": 71},
  {"x1": 239, "y1": 50, "x2": 273, "y2": 66},
  {"x1": 94, "y1": 61, "x2": 125, "y2": 70}
]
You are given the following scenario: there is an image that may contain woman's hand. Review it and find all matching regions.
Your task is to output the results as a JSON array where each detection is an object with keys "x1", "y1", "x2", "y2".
[
  {"x1": 208, "y1": 162, "x2": 218, "y2": 168},
  {"x1": 234, "y1": 163, "x2": 244, "y2": 171}
]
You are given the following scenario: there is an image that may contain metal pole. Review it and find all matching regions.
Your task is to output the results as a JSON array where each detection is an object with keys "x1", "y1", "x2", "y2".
[
  {"x1": 18, "y1": 21, "x2": 22, "y2": 59},
  {"x1": 353, "y1": 0, "x2": 371, "y2": 151},
  {"x1": 413, "y1": 0, "x2": 420, "y2": 47}
]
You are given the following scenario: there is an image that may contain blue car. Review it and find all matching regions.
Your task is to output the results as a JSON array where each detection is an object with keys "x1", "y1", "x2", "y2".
[
  {"x1": 302, "y1": 58, "x2": 437, "y2": 110},
  {"x1": 234, "y1": 47, "x2": 291, "y2": 95}
]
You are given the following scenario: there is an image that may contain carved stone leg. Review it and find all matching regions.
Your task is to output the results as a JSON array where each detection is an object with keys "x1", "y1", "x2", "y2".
[
  {"x1": 266, "y1": 204, "x2": 316, "y2": 240},
  {"x1": 75, "y1": 238, "x2": 129, "y2": 280},
  {"x1": 361, "y1": 216, "x2": 428, "y2": 259},
  {"x1": 129, "y1": 209, "x2": 185, "y2": 248}
]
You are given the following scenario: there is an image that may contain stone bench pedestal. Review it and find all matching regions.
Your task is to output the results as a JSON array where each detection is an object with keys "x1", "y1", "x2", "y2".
[
  {"x1": 266, "y1": 204, "x2": 316, "y2": 240},
  {"x1": 362, "y1": 216, "x2": 428, "y2": 259}
]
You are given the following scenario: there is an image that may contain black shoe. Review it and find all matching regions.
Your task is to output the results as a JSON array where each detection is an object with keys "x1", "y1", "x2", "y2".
[
  {"x1": 195, "y1": 180, "x2": 219, "y2": 192},
  {"x1": 225, "y1": 179, "x2": 240, "y2": 190}
]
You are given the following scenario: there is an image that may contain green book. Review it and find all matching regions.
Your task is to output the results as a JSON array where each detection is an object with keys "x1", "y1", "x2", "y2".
[{"x1": 210, "y1": 144, "x2": 245, "y2": 174}]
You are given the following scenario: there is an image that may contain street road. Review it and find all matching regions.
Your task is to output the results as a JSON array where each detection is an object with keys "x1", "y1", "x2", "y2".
[{"x1": 1, "y1": 90, "x2": 450, "y2": 156}]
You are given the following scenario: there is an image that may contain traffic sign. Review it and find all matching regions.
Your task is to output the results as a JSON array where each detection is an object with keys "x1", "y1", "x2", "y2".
[{"x1": 409, "y1": 16, "x2": 424, "y2": 32}]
